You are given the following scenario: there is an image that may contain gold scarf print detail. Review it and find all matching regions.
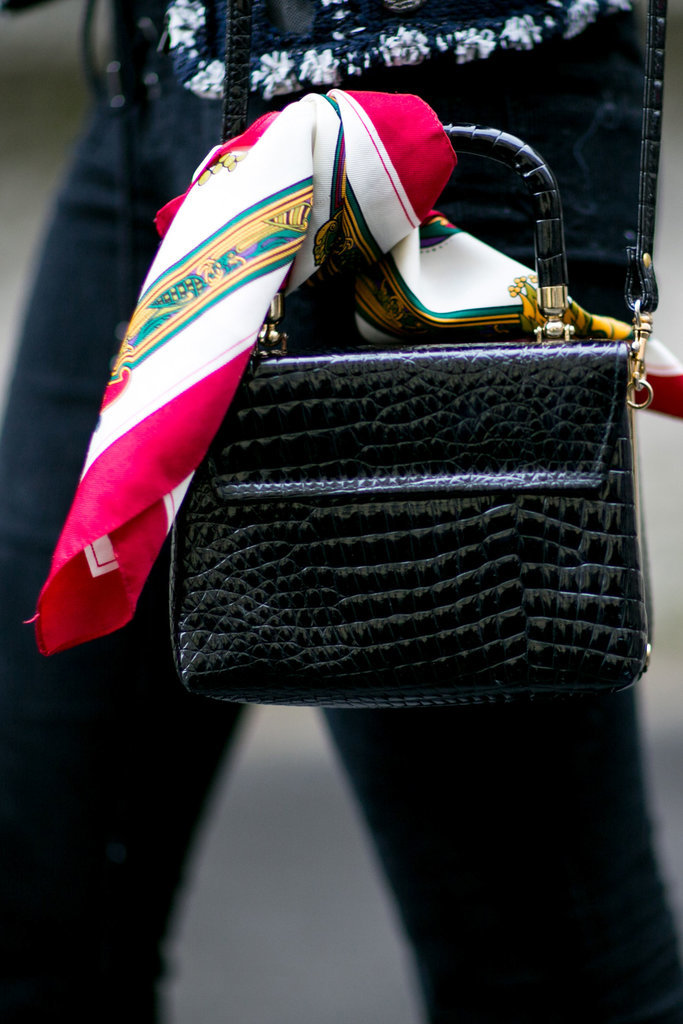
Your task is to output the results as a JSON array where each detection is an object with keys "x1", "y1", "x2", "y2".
[
  {"x1": 512, "y1": 276, "x2": 634, "y2": 340},
  {"x1": 312, "y1": 191, "x2": 378, "y2": 277},
  {"x1": 197, "y1": 149, "x2": 248, "y2": 185},
  {"x1": 313, "y1": 209, "x2": 344, "y2": 266},
  {"x1": 355, "y1": 264, "x2": 636, "y2": 343},
  {"x1": 104, "y1": 183, "x2": 312, "y2": 407},
  {"x1": 355, "y1": 261, "x2": 520, "y2": 339}
]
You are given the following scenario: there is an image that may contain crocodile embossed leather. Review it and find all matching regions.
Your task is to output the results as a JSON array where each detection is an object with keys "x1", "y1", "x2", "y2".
[{"x1": 170, "y1": 341, "x2": 650, "y2": 706}]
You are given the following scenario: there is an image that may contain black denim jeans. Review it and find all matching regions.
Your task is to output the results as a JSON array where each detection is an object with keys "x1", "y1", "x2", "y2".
[{"x1": 0, "y1": 3, "x2": 682, "y2": 1021}]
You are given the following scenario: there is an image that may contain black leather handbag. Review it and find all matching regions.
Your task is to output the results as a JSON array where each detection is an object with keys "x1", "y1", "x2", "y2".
[{"x1": 169, "y1": 0, "x2": 666, "y2": 707}]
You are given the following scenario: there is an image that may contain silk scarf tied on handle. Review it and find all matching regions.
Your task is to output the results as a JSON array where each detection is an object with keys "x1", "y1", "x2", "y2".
[
  {"x1": 34, "y1": 89, "x2": 683, "y2": 656},
  {"x1": 34, "y1": 90, "x2": 456, "y2": 654}
]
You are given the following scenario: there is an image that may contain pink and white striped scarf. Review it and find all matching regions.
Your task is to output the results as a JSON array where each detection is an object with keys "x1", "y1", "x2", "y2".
[{"x1": 34, "y1": 90, "x2": 455, "y2": 654}]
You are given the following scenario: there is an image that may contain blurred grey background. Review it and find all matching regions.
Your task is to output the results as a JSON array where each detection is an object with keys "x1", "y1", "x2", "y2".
[{"x1": 2, "y1": 4, "x2": 683, "y2": 1021}]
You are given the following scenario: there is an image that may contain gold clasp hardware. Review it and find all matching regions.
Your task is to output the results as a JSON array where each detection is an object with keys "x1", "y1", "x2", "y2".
[
  {"x1": 535, "y1": 284, "x2": 575, "y2": 342},
  {"x1": 257, "y1": 292, "x2": 288, "y2": 357},
  {"x1": 535, "y1": 319, "x2": 575, "y2": 342},
  {"x1": 627, "y1": 300, "x2": 654, "y2": 410}
]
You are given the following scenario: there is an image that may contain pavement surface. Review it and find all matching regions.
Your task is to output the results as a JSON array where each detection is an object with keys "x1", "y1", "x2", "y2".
[{"x1": 2, "y1": 5, "x2": 683, "y2": 1021}]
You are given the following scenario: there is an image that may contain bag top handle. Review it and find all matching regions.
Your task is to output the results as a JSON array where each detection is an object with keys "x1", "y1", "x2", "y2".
[
  {"x1": 221, "y1": 0, "x2": 252, "y2": 142},
  {"x1": 443, "y1": 124, "x2": 568, "y2": 329}
]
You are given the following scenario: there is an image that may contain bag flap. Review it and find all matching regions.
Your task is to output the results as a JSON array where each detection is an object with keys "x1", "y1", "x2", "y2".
[{"x1": 207, "y1": 341, "x2": 630, "y2": 500}]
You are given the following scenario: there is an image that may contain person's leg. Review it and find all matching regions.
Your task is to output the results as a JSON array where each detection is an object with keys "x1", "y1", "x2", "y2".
[
  {"x1": 325, "y1": 692, "x2": 683, "y2": 1023},
  {"x1": 0, "y1": 19, "x2": 242, "y2": 1020}
]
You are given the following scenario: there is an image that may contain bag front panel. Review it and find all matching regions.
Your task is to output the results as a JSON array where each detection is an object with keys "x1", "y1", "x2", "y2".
[{"x1": 170, "y1": 343, "x2": 649, "y2": 706}]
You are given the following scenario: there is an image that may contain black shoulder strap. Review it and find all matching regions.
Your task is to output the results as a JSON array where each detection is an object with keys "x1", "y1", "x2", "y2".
[
  {"x1": 626, "y1": 0, "x2": 667, "y2": 316},
  {"x1": 221, "y1": 0, "x2": 253, "y2": 141}
]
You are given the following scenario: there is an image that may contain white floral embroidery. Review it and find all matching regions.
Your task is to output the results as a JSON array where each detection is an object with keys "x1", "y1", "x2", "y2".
[
  {"x1": 451, "y1": 27, "x2": 497, "y2": 63},
  {"x1": 166, "y1": 0, "x2": 206, "y2": 50},
  {"x1": 252, "y1": 51, "x2": 300, "y2": 99},
  {"x1": 186, "y1": 59, "x2": 224, "y2": 100},
  {"x1": 563, "y1": 0, "x2": 599, "y2": 38},
  {"x1": 379, "y1": 26, "x2": 430, "y2": 67},
  {"x1": 299, "y1": 48, "x2": 342, "y2": 86},
  {"x1": 165, "y1": 0, "x2": 634, "y2": 100},
  {"x1": 500, "y1": 14, "x2": 543, "y2": 49}
]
